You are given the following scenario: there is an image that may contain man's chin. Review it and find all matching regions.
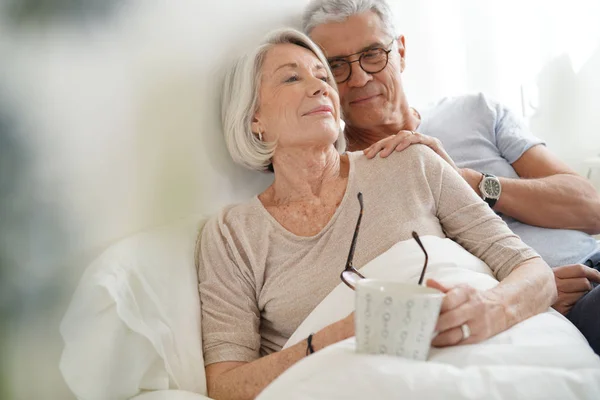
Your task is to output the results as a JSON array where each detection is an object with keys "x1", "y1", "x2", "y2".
[{"x1": 343, "y1": 111, "x2": 384, "y2": 131}]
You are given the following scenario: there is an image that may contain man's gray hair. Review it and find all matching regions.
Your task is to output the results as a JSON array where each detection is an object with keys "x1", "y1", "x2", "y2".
[
  {"x1": 302, "y1": 0, "x2": 397, "y2": 38},
  {"x1": 221, "y1": 28, "x2": 346, "y2": 172}
]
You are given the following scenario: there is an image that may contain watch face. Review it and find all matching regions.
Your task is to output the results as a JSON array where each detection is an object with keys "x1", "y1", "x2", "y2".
[{"x1": 484, "y1": 178, "x2": 501, "y2": 198}]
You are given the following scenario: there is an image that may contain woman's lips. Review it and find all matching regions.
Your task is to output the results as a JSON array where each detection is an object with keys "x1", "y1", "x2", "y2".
[{"x1": 303, "y1": 105, "x2": 333, "y2": 116}]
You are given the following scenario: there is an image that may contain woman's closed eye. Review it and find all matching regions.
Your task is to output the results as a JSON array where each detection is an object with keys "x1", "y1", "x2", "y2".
[
  {"x1": 284, "y1": 75, "x2": 299, "y2": 83},
  {"x1": 283, "y1": 74, "x2": 329, "y2": 84}
]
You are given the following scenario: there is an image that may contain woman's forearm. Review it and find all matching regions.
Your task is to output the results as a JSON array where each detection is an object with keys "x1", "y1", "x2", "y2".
[
  {"x1": 483, "y1": 258, "x2": 557, "y2": 330},
  {"x1": 208, "y1": 338, "x2": 308, "y2": 400},
  {"x1": 208, "y1": 314, "x2": 353, "y2": 400}
]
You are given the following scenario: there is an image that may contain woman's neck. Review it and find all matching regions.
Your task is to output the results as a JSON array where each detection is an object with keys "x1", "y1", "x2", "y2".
[{"x1": 264, "y1": 146, "x2": 348, "y2": 206}]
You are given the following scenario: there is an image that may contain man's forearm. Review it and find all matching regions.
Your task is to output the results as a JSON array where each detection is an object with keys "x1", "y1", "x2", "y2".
[
  {"x1": 494, "y1": 174, "x2": 600, "y2": 233},
  {"x1": 484, "y1": 258, "x2": 557, "y2": 330},
  {"x1": 461, "y1": 167, "x2": 600, "y2": 233}
]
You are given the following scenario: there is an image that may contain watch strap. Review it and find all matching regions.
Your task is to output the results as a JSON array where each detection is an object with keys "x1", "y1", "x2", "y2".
[{"x1": 483, "y1": 196, "x2": 497, "y2": 208}]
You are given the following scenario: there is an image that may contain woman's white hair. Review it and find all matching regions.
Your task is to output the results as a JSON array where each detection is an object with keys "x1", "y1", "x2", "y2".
[
  {"x1": 302, "y1": 0, "x2": 397, "y2": 38},
  {"x1": 221, "y1": 28, "x2": 346, "y2": 172}
]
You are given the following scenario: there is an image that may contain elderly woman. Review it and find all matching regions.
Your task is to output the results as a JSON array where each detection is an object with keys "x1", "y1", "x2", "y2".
[{"x1": 197, "y1": 28, "x2": 556, "y2": 400}]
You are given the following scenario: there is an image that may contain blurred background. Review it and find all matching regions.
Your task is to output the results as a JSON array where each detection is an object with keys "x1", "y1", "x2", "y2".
[{"x1": 1, "y1": 0, "x2": 599, "y2": 398}]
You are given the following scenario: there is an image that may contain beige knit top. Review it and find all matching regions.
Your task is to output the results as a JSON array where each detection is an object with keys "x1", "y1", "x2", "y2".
[{"x1": 197, "y1": 145, "x2": 538, "y2": 366}]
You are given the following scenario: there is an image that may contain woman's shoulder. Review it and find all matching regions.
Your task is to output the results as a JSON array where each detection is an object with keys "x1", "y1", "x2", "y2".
[
  {"x1": 350, "y1": 143, "x2": 443, "y2": 173},
  {"x1": 202, "y1": 197, "x2": 267, "y2": 241}
]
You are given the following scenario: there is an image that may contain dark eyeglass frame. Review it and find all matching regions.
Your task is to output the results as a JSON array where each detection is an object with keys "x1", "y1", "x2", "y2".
[
  {"x1": 341, "y1": 192, "x2": 429, "y2": 290},
  {"x1": 327, "y1": 39, "x2": 395, "y2": 84}
]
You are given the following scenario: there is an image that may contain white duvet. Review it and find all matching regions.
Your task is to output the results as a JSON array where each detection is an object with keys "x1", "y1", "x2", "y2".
[
  {"x1": 64, "y1": 229, "x2": 600, "y2": 400},
  {"x1": 256, "y1": 236, "x2": 600, "y2": 400}
]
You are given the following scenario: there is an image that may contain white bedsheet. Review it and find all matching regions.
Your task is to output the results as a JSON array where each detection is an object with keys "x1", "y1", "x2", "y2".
[{"x1": 259, "y1": 236, "x2": 600, "y2": 399}]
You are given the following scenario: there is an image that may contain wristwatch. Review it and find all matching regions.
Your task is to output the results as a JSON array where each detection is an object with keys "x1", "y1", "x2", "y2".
[{"x1": 478, "y1": 173, "x2": 501, "y2": 208}]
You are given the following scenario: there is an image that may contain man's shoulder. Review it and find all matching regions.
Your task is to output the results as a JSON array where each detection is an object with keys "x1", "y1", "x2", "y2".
[
  {"x1": 417, "y1": 92, "x2": 502, "y2": 140},
  {"x1": 422, "y1": 92, "x2": 496, "y2": 116}
]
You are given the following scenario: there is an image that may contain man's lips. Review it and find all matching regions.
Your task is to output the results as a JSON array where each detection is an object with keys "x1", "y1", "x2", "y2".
[
  {"x1": 303, "y1": 105, "x2": 333, "y2": 116},
  {"x1": 349, "y1": 94, "x2": 380, "y2": 104}
]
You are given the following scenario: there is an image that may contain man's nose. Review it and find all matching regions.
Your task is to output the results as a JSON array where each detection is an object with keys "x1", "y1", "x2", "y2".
[{"x1": 347, "y1": 61, "x2": 371, "y2": 88}]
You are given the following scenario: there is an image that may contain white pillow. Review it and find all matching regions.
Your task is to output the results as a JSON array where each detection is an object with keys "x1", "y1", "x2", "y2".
[
  {"x1": 131, "y1": 390, "x2": 212, "y2": 400},
  {"x1": 59, "y1": 216, "x2": 207, "y2": 400}
]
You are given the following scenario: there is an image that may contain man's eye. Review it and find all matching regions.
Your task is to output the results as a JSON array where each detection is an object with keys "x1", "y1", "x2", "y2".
[
  {"x1": 362, "y1": 50, "x2": 379, "y2": 59},
  {"x1": 329, "y1": 61, "x2": 345, "y2": 70}
]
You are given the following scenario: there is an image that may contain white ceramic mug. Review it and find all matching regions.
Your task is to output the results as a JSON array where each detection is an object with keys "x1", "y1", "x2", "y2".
[{"x1": 354, "y1": 280, "x2": 443, "y2": 360}]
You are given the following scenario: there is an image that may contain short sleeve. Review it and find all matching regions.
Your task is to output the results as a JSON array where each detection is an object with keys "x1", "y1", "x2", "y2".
[
  {"x1": 493, "y1": 101, "x2": 545, "y2": 164},
  {"x1": 197, "y1": 215, "x2": 261, "y2": 366},
  {"x1": 422, "y1": 147, "x2": 540, "y2": 280}
]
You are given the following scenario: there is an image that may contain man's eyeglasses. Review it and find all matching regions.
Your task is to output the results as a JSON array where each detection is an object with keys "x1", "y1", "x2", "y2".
[
  {"x1": 341, "y1": 192, "x2": 429, "y2": 290},
  {"x1": 327, "y1": 39, "x2": 395, "y2": 84}
]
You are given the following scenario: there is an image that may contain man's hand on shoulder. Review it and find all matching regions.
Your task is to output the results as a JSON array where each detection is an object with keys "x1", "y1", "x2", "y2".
[
  {"x1": 364, "y1": 130, "x2": 485, "y2": 195},
  {"x1": 552, "y1": 264, "x2": 600, "y2": 315}
]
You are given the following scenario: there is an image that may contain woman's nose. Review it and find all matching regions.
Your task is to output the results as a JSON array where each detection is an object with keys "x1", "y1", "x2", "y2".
[{"x1": 309, "y1": 78, "x2": 328, "y2": 97}]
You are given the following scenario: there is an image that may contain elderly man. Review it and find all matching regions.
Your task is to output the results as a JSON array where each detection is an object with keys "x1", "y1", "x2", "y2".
[{"x1": 303, "y1": 0, "x2": 600, "y2": 353}]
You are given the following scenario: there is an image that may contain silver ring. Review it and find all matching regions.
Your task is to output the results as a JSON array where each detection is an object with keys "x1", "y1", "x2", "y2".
[
  {"x1": 410, "y1": 130, "x2": 416, "y2": 135},
  {"x1": 460, "y1": 323, "x2": 471, "y2": 341}
]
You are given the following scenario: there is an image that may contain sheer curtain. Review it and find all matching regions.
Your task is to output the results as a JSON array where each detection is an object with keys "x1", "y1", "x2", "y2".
[{"x1": 391, "y1": 0, "x2": 600, "y2": 180}]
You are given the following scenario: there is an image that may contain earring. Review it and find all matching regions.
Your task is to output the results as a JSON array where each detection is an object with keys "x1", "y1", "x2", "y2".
[{"x1": 257, "y1": 130, "x2": 263, "y2": 141}]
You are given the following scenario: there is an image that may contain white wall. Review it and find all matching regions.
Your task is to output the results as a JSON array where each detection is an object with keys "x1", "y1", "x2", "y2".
[
  {"x1": 1, "y1": 1, "x2": 306, "y2": 398},
  {"x1": 1, "y1": 0, "x2": 599, "y2": 398}
]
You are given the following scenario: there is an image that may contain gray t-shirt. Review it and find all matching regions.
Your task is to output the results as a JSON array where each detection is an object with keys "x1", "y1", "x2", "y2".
[{"x1": 417, "y1": 93, "x2": 599, "y2": 267}]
